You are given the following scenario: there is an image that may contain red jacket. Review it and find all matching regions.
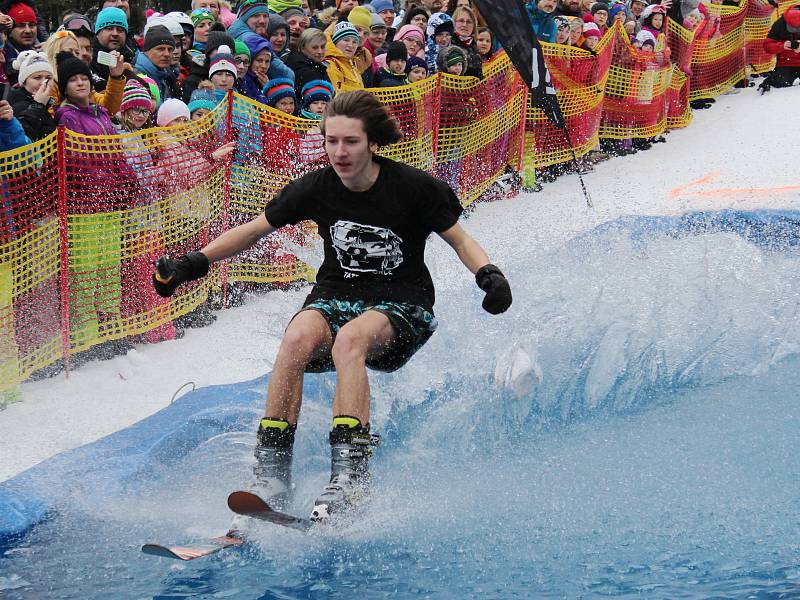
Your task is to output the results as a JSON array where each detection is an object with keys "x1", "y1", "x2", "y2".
[{"x1": 764, "y1": 12, "x2": 800, "y2": 68}]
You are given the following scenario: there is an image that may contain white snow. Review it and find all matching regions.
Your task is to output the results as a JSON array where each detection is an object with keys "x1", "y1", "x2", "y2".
[{"x1": 1, "y1": 85, "x2": 798, "y2": 483}]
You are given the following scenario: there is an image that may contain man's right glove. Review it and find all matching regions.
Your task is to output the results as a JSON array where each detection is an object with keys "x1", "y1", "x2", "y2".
[
  {"x1": 475, "y1": 264, "x2": 512, "y2": 315},
  {"x1": 152, "y1": 252, "x2": 210, "y2": 297}
]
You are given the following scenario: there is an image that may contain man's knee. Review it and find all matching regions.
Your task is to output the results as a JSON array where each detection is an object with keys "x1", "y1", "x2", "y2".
[
  {"x1": 331, "y1": 324, "x2": 370, "y2": 365},
  {"x1": 277, "y1": 314, "x2": 330, "y2": 365}
]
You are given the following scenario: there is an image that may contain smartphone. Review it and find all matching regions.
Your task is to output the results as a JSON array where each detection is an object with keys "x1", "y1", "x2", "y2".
[
  {"x1": 0, "y1": 83, "x2": 9, "y2": 102},
  {"x1": 97, "y1": 50, "x2": 117, "y2": 68}
]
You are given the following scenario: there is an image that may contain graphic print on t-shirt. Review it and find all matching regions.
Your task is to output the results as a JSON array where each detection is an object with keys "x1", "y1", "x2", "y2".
[{"x1": 330, "y1": 220, "x2": 404, "y2": 275}]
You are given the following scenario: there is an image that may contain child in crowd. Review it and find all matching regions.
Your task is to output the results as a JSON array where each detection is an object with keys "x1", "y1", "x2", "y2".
[
  {"x1": 682, "y1": 9, "x2": 704, "y2": 31},
  {"x1": 8, "y1": 50, "x2": 56, "y2": 141},
  {"x1": 188, "y1": 81, "x2": 218, "y2": 120},
  {"x1": 475, "y1": 27, "x2": 497, "y2": 61},
  {"x1": 437, "y1": 45, "x2": 468, "y2": 76},
  {"x1": 639, "y1": 4, "x2": 667, "y2": 40},
  {"x1": 609, "y1": 3, "x2": 628, "y2": 27},
  {"x1": 375, "y1": 41, "x2": 408, "y2": 86},
  {"x1": 634, "y1": 29, "x2": 656, "y2": 50},
  {"x1": 208, "y1": 46, "x2": 238, "y2": 95},
  {"x1": 582, "y1": 23, "x2": 601, "y2": 52},
  {"x1": 263, "y1": 77, "x2": 297, "y2": 115},
  {"x1": 406, "y1": 56, "x2": 429, "y2": 82},
  {"x1": 426, "y1": 12, "x2": 455, "y2": 74},
  {"x1": 299, "y1": 79, "x2": 333, "y2": 164},
  {"x1": 233, "y1": 40, "x2": 252, "y2": 81},
  {"x1": 554, "y1": 16, "x2": 571, "y2": 45},
  {"x1": 240, "y1": 33, "x2": 272, "y2": 103},
  {"x1": 116, "y1": 79, "x2": 154, "y2": 133},
  {"x1": 394, "y1": 24, "x2": 426, "y2": 59}
]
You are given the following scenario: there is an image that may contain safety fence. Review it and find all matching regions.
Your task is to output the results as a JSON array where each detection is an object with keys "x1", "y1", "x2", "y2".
[{"x1": 0, "y1": 0, "x2": 790, "y2": 397}]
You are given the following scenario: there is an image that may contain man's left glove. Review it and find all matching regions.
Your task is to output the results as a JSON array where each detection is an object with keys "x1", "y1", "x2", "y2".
[
  {"x1": 475, "y1": 264, "x2": 512, "y2": 314},
  {"x1": 152, "y1": 252, "x2": 210, "y2": 298}
]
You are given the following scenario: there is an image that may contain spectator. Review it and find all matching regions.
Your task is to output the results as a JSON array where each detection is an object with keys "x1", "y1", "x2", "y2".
[
  {"x1": 325, "y1": 22, "x2": 365, "y2": 92},
  {"x1": 233, "y1": 39, "x2": 251, "y2": 81},
  {"x1": 760, "y1": 5, "x2": 800, "y2": 92},
  {"x1": 268, "y1": 14, "x2": 290, "y2": 56},
  {"x1": 240, "y1": 32, "x2": 271, "y2": 102},
  {"x1": 92, "y1": 7, "x2": 134, "y2": 92},
  {"x1": 188, "y1": 80, "x2": 217, "y2": 120},
  {"x1": 228, "y1": 0, "x2": 270, "y2": 40},
  {"x1": 365, "y1": 13, "x2": 388, "y2": 59},
  {"x1": 554, "y1": 15, "x2": 571, "y2": 44},
  {"x1": 134, "y1": 25, "x2": 178, "y2": 104},
  {"x1": 581, "y1": 22, "x2": 600, "y2": 51},
  {"x1": 60, "y1": 14, "x2": 94, "y2": 67},
  {"x1": 639, "y1": 4, "x2": 666, "y2": 39},
  {"x1": 426, "y1": 12, "x2": 453, "y2": 74},
  {"x1": 591, "y1": 3, "x2": 610, "y2": 33},
  {"x1": 526, "y1": 0, "x2": 557, "y2": 43},
  {"x1": 347, "y1": 6, "x2": 375, "y2": 85},
  {"x1": 298, "y1": 79, "x2": 333, "y2": 119},
  {"x1": 115, "y1": 79, "x2": 154, "y2": 132},
  {"x1": 207, "y1": 46, "x2": 237, "y2": 95},
  {"x1": 281, "y1": 7, "x2": 311, "y2": 52},
  {"x1": 8, "y1": 50, "x2": 55, "y2": 141},
  {"x1": 554, "y1": 0, "x2": 584, "y2": 18},
  {"x1": 436, "y1": 43, "x2": 467, "y2": 75},
  {"x1": 370, "y1": 0, "x2": 397, "y2": 40},
  {"x1": 626, "y1": 0, "x2": 647, "y2": 21},
  {"x1": 192, "y1": 0, "x2": 221, "y2": 21},
  {"x1": 189, "y1": 8, "x2": 215, "y2": 61},
  {"x1": 144, "y1": 15, "x2": 185, "y2": 99},
  {"x1": 182, "y1": 29, "x2": 235, "y2": 102},
  {"x1": 450, "y1": 6, "x2": 483, "y2": 78},
  {"x1": 399, "y1": 7, "x2": 429, "y2": 33},
  {"x1": 263, "y1": 77, "x2": 297, "y2": 114},
  {"x1": 284, "y1": 27, "x2": 331, "y2": 99},
  {"x1": 406, "y1": 55, "x2": 429, "y2": 81},
  {"x1": 4, "y1": 2, "x2": 38, "y2": 85},
  {"x1": 375, "y1": 40, "x2": 408, "y2": 85},
  {"x1": 55, "y1": 52, "x2": 117, "y2": 134},
  {"x1": 475, "y1": 26, "x2": 498, "y2": 60},
  {"x1": 394, "y1": 24, "x2": 426, "y2": 59},
  {"x1": 569, "y1": 16, "x2": 584, "y2": 46}
]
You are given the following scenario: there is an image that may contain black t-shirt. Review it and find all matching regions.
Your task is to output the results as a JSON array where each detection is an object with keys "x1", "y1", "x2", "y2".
[{"x1": 265, "y1": 155, "x2": 463, "y2": 312}]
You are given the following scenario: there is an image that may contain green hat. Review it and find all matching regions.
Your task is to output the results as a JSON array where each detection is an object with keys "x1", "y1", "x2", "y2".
[{"x1": 234, "y1": 39, "x2": 251, "y2": 58}]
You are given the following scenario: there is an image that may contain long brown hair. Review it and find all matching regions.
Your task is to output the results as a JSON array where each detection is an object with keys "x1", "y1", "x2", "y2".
[{"x1": 320, "y1": 90, "x2": 402, "y2": 146}]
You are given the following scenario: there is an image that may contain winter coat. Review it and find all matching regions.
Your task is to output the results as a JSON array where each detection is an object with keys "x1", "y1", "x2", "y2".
[
  {"x1": 8, "y1": 86, "x2": 56, "y2": 142},
  {"x1": 135, "y1": 53, "x2": 179, "y2": 104},
  {"x1": 240, "y1": 71, "x2": 269, "y2": 104},
  {"x1": 0, "y1": 115, "x2": 31, "y2": 151},
  {"x1": 49, "y1": 74, "x2": 126, "y2": 119},
  {"x1": 325, "y1": 37, "x2": 365, "y2": 93},
  {"x1": 524, "y1": 2, "x2": 558, "y2": 43},
  {"x1": 764, "y1": 18, "x2": 800, "y2": 69},
  {"x1": 181, "y1": 60, "x2": 208, "y2": 103},
  {"x1": 451, "y1": 34, "x2": 484, "y2": 79},
  {"x1": 284, "y1": 49, "x2": 331, "y2": 98},
  {"x1": 375, "y1": 67, "x2": 406, "y2": 86},
  {"x1": 55, "y1": 102, "x2": 117, "y2": 137}
]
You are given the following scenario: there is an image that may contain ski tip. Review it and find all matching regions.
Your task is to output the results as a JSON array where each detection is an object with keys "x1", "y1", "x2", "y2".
[{"x1": 228, "y1": 490, "x2": 271, "y2": 512}]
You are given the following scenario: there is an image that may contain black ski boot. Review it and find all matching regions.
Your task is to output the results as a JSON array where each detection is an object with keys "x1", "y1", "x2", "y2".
[{"x1": 310, "y1": 416, "x2": 380, "y2": 522}]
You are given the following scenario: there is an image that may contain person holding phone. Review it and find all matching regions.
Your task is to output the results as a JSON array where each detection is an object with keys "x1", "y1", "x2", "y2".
[
  {"x1": 760, "y1": 5, "x2": 800, "y2": 92},
  {"x1": 7, "y1": 49, "x2": 55, "y2": 141}
]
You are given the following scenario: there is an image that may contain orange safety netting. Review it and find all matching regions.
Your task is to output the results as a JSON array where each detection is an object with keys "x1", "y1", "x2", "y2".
[{"x1": 0, "y1": 0, "x2": 788, "y2": 394}]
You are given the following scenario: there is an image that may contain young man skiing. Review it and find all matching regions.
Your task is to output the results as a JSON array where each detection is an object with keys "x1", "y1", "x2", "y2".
[{"x1": 152, "y1": 90, "x2": 512, "y2": 522}]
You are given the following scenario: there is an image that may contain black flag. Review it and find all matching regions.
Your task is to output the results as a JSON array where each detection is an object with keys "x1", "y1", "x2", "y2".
[{"x1": 472, "y1": 0, "x2": 566, "y2": 129}]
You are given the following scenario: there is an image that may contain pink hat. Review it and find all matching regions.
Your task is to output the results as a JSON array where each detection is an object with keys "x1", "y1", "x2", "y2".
[
  {"x1": 395, "y1": 24, "x2": 425, "y2": 44},
  {"x1": 583, "y1": 22, "x2": 601, "y2": 38}
]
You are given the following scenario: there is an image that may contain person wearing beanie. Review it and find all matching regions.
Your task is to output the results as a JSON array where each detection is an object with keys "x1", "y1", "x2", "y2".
[
  {"x1": 233, "y1": 39, "x2": 252, "y2": 79},
  {"x1": 436, "y1": 44, "x2": 466, "y2": 75},
  {"x1": 190, "y1": 8, "x2": 216, "y2": 56},
  {"x1": 191, "y1": 0, "x2": 220, "y2": 20},
  {"x1": 181, "y1": 29, "x2": 236, "y2": 102},
  {"x1": 91, "y1": 7, "x2": 134, "y2": 92},
  {"x1": 55, "y1": 52, "x2": 117, "y2": 134},
  {"x1": 394, "y1": 24, "x2": 426, "y2": 58},
  {"x1": 117, "y1": 79, "x2": 154, "y2": 130},
  {"x1": 188, "y1": 81, "x2": 219, "y2": 119},
  {"x1": 326, "y1": 22, "x2": 366, "y2": 92},
  {"x1": 345, "y1": 8, "x2": 376, "y2": 85},
  {"x1": 526, "y1": 0, "x2": 558, "y2": 43},
  {"x1": 554, "y1": 15, "x2": 571, "y2": 44},
  {"x1": 365, "y1": 13, "x2": 388, "y2": 58},
  {"x1": 759, "y1": 6, "x2": 800, "y2": 92},
  {"x1": 281, "y1": 7, "x2": 311, "y2": 53},
  {"x1": 228, "y1": 0, "x2": 269, "y2": 39},
  {"x1": 609, "y1": 3, "x2": 628, "y2": 25},
  {"x1": 156, "y1": 97, "x2": 191, "y2": 126},
  {"x1": 268, "y1": 14, "x2": 290, "y2": 55},
  {"x1": 262, "y1": 77, "x2": 297, "y2": 113},
  {"x1": 375, "y1": 40, "x2": 407, "y2": 86},
  {"x1": 450, "y1": 6, "x2": 483, "y2": 78},
  {"x1": 371, "y1": 0, "x2": 396, "y2": 29},
  {"x1": 348, "y1": 6, "x2": 373, "y2": 39},
  {"x1": 590, "y1": 3, "x2": 610, "y2": 30},
  {"x1": 239, "y1": 32, "x2": 272, "y2": 103},
  {"x1": 135, "y1": 25, "x2": 179, "y2": 104},
  {"x1": 405, "y1": 54, "x2": 428, "y2": 82},
  {"x1": 581, "y1": 21, "x2": 601, "y2": 50},
  {"x1": 7, "y1": 50, "x2": 56, "y2": 141},
  {"x1": 299, "y1": 78, "x2": 333, "y2": 118},
  {"x1": 4, "y1": 3, "x2": 38, "y2": 84},
  {"x1": 639, "y1": 3, "x2": 667, "y2": 38},
  {"x1": 425, "y1": 12, "x2": 454, "y2": 73},
  {"x1": 208, "y1": 45, "x2": 237, "y2": 93}
]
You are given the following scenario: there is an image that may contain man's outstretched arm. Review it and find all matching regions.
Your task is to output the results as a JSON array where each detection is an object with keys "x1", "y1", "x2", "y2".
[{"x1": 437, "y1": 223, "x2": 512, "y2": 314}]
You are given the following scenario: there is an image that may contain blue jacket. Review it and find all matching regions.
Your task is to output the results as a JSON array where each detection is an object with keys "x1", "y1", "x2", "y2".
[
  {"x1": 134, "y1": 53, "x2": 175, "y2": 103},
  {"x1": 0, "y1": 116, "x2": 30, "y2": 152},
  {"x1": 240, "y1": 72, "x2": 270, "y2": 104},
  {"x1": 525, "y1": 2, "x2": 557, "y2": 43},
  {"x1": 227, "y1": 18, "x2": 295, "y2": 82}
]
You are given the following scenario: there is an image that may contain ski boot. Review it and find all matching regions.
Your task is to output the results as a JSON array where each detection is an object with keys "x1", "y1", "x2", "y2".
[
  {"x1": 310, "y1": 416, "x2": 380, "y2": 522},
  {"x1": 229, "y1": 418, "x2": 295, "y2": 535}
]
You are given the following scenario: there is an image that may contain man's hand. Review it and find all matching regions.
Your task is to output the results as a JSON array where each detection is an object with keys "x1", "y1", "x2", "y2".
[
  {"x1": 0, "y1": 101, "x2": 13, "y2": 121},
  {"x1": 152, "y1": 252, "x2": 210, "y2": 297},
  {"x1": 475, "y1": 264, "x2": 512, "y2": 315},
  {"x1": 109, "y1": 51, "x2": 125, "y2": 78}
]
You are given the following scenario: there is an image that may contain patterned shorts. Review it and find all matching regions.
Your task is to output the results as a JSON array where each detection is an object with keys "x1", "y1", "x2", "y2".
[{"x1": 298, "y1": 298, "x2": 438, "y2": 373}]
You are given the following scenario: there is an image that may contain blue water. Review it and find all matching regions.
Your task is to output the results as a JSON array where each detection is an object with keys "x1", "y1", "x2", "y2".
[{"x1": 3, "y1": 210, "x2": 800, "y2": 599}]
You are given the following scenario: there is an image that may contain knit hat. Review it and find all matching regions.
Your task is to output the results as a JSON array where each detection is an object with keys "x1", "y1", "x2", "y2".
[
  {"x1": 206, "y1": 31, "x2": 236, "y2": 59},
  {"x1": 190, "y1": 8, "x2": 215, "y2": 28},
  {"x1": 166, "y1": 11, "x2": 193, "y2": 35},
  {"x1": 609, "y1": 3, "x2": 627, "y2": 20},
  {"x1": 238, "y1": 0, "x2": 269, "y2": 22},
  {"x1": 280, "y1": 7, "x2": 306, "y2": 20},
  {"x1": 119, "y1": 79, "x2": 153, "y2": 113},
  {"x1": 405, "y1": 55, "x2": 427, "y2": 73},
  {"x1": 553, "y1": 15, "x2": 570, "y2": 29},
  {"x1": 270, "y1": 0, "x2": 302, "y2": 15},
  {"x1": 7, "y1": 3, "x2": 36, "y2": 25},
  {"x1": 591, "y1": 3, "x2": 610, "y2": 15},
  {"x1": 582, "y1": 22, "x2": 601, "y2": 38},
  {"x1": 370, "y1": 13, "x2": 387, "y2": 30},
  {"x1": 157, "y1": 98, "x2": 191, "y2": 126},
  {"x1": 635, "y1": 29, "x2": 655, "y2": 45},
  {"x1": 56, "y1": 51, "x2": 92, "y2": 97},
  {"x1": 95, "y1": 6, "x2": 128, "y2": 32},
  {"x1": 208, "y1": 46, "x2": 237, "y2": 77},
  {"x1": 268, "y1": 13, "x2": 290, "y2": 37},
  {"x1": 234, "y1": 39, "x2": 251, "y2": 58},
  {"x1": 370, "y1": 0, "x2": 395, "y2": 14},
  {"x1": 262, "y1": 77, "x2": 296, "y2": 106},
  {"x1": 386, "y1": 40, "x2": 407, "y2": 63},
  {"x1": 427, "y1": 12, "x2": 454, "y2": 38},
  {"x1": 12, "y1": 50, "x2": 53, "y2": 86},
  {"x1": 301, "y1": 79, "x2": 334, "y2": 108},
  {"x1": 785, "y1": 7, "x2": 800, "y2": 32},
  {"x1": 242, "y1": 32, "x2": 272, "y2": 58},
  {"x1": 188, "y1": 87, "x2": 218, "y2": 114},
  {"x1": 443, "y1": 45, "x2": 465, "y2": 66},
  {"x1": 332, "y1": 21, "x2": 360, "y2": 44},
  {"x1": 144, "y1": 25, "x2": 176, "y2": 51},
  {"x1": 348, "y1": 6, "x2": 373, "y2": 29},
  {"x1": 395, "y1": 24, "x2": 425, "y2": 44}
]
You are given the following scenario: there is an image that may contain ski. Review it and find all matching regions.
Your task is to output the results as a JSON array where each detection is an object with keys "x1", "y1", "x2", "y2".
[
  {"x1": 227, "y1": 490, "x2": 313, "y2": 532},
  {"x1": 141, "y1": 534, "x2": 244, "y2": 561}
]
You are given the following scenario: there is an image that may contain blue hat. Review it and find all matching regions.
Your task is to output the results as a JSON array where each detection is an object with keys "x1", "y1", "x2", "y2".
[
  {"x1": 262, "y1": 77, "x2": 296, "y2": 107},
  {"x1": 370, "y1": 0, "x2": 395, "y2": 13},
  {"x1": 242, "y1": 32, "x2": 272, "y2": 58},
  {"x1": 95, "y1": 7, "x2": 128, "y2": 33},
  {"x1": 332, "y1": 21, "x2": 360, "y2": 44},
  {"x1": 238, "y1": 0, "x2": 269, "y2": 22},
  {"x1": 188, "y1": 88, "x2": 218, "y2": 114},
  {"x1": 301, "y1": 79, "x2": 334, "y2": 108}
]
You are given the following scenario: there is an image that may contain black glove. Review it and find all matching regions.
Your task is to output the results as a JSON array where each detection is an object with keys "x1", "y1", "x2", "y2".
[
  {"x1": 152, "y1": 252, "x2": 210, "y2": 298},
  {"x1": 475, "y1": 264, "x2": 512, "y2": 315}
]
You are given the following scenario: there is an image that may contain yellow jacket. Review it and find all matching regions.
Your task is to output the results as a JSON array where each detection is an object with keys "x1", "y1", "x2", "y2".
[
  {"x1": 325, "y1": 36, "x2": 366, "y2": 93},
  {"x1": 50, "y1": 74, "x2": 126, "y2": 116}
]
